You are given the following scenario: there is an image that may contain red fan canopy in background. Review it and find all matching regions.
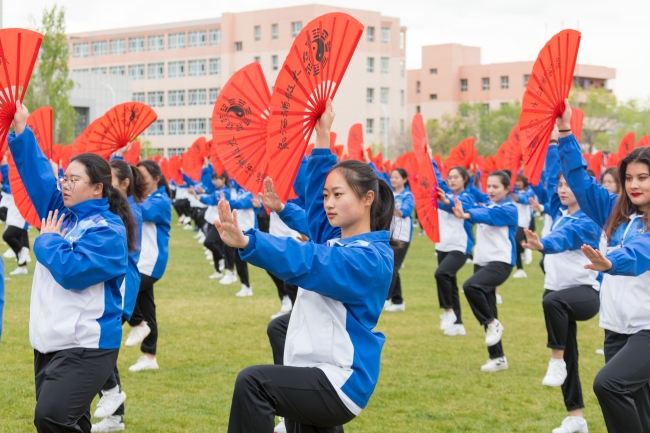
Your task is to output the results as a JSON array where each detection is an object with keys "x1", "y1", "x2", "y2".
[
  {"x1": 448, "y1": 138, "x2": 476, "y2": 170},
  {"x1": 637, "y1": 135, "x2": 650, "y2": 148},
  {"x1": 413, "y1": 151, "x2": 440, "y2": 243},
  {"x1": 397, "y1": 151, "x2": 419, "y2": 187},
  {"x1": 153, "y1": 154, "x2": 162, "y2": 164},
  {"x1": 181, "y1": 146, "x2": 203, "y2": 181},
  {"x1": 411, "y1": 114, "x2": 428, "y2": 156},
  {"x1": 51, "y1": 144, "x2": 62, "y2": 165},
  {"x1": 584, "y1": 151, "x2": 603, "y2": 179},
  {"x1": 347, "y1": 123, "x2": 364, "y2": 161},
  {"x1": 266, "y1": 13, "x2": 364, "y2": 201},
  {"x1": 60, "y1": 145, "x2": 72, "y2": 170},
  {"x1": 617, "y1": 132, "x2": 635, "y2": 158},
  {"x1": 168, "y1": 155, "x2": 183, "y2": 183},
  {"x1": 382, "y1": 160, "x2": 392, "y2": 174},
  {"x1": 606, "y1": 153, "x2": 619, "y2": 170},
  {"x1": 482, "y1": 155, "x2": 498, "y2": 192},
  {"x1": 0, "y1": 29, "x2": 43, "y2": 153},
  {"x1": 212, "y1": 62, "x2": 271, "y2": 194},
  {"x1": 571, "y1": 107, "x2": 585, "y2": 143},
  {"x1": 191, "y1": 137, "x2": 210, "y2": 159},
  {"x1": 26, "y1": 106, "x2": 53, "y2": 160},
  {"x1": 71, "y1": 117, "x2": 102, "y2": 157},
  {"x1": 160, "y1": 158, "x2": 170, "y2": 179},
  {"x1": 123, "y1": 141, "x2": 141, "y2": 165},
  {"x1": 85, "y1": 102, "x2": 157, "y2": 160},
  {"x1": 519, "y1": 29, "x2": 581, "y2": 185},
  {"x1": 495, "y1": 140, "x2": 523, "y2": 181}
]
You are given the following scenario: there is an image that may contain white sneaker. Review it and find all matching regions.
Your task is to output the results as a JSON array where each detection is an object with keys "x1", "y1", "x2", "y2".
[
  {"x1": 542, "y1": 358, "x2": 568, "y2": 387},
  {"x1": 465, "y1": 257, "x2": 473, "y2": 264},
  {"x1": 444, "y1": 324, "x2": 467, "y2": 336},
  {"x1": 209, "y1": 271, "x2": 223, "y2": 279},
  {"x1": 17, "y1": 247, "x2": 30, "y2": 265},
  {"x1": 94, "y1": 386, "x2": 127, "y2": 418},
  {"x1": 91, "y1": 415, "x2": 125, "y2": 432},
  {"x1": 513, "y1": 269, "x2": 527, "y2": 278},
  {"x1": 197, "y1": 234, "x2": 206, "y2": 244},
  {"x1": 183, "y1": 224, "x2": 193, "y2": 230},
  {"x1": 524, "y1": 248, "x2": 533, "y2": 265},
  {"x1": 183, "y1": 216, "x2": 192, "y2": 224},
  {"x1": 3, "y1": 248, "x2": 15, "y2": 259},
  {"x1": 385, "y1": 303, "x2": 405, "y2": 312},
  {"x1": 218, "y1": 259, "x2": 225, "y2": 272},
  {"x1": 440, "y1": 311, "x2": 457, "y2": 331},
  {"x1": 128, "y1": 355, "x2": 159, "y2": 372},
  {"x1": 235, "y1": 284, "x2": 253, "y2": 297},
  {"x1": 10, "y1": 266, "x2": 28, "y2": 275},
  {"x1": 280, "y1": 296, "x2": 292, "y2": 313},
  {"x1": 125, "y1": 323, "x2": 151, "y2": 347},
  {"x1": 193, "y1": 232, "x2": 202, "y2": 239},
  {"x1": 485, "y1": 320, "x2": 504, "y2": 346},
  {"x1": 274, "y1": 417, "x2": 287, "y2": 433},
  {"x1": 496, "y1": 294, "x2": 503, "y2": 305},
  {"x1": 552, "y1": 416, "x2": 589, "y2": 433},
  {"x1": 219, "y1": 270, "x2": 238, "y2": 285},
  {"x1": 595, "y1": 349, "x2": 605, "y2": 355},
  {"x1": 384, "y1": 300, "x2": 391, "y2": 310},
  {"x1": 481, "y1": 357, "x2": 508, "y2": 372}
]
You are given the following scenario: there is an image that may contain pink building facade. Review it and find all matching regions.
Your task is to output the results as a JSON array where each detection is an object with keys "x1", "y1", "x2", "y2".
[{"x1": 67, "y1": 5, "x2": 407, "y2": 156}]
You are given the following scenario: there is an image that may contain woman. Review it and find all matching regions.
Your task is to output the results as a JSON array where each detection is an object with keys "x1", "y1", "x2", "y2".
[
  {"x1": 435, "y1": 166, "x2": 475, "y2": 336},
  {"x1": 601, "y1": 167, "x2": 621, "y2": 194},
  {"x1": 384, "y1": 168, "x2": 414, "y2": 312},
  {"x1": 125, "y1": 160, "x2": 172, "y2": 372},
  {"x1": 511, "y1": 174, "x2": 535, "y2": 278},
  {"x1": 217, "y1": 101, "x2": 394, "y2": 432},
  {"x1": 452, "y1": 171, "x2": 517, "y2": 372},
  {"x1": 558, "y1": 100, "x2": 650, "y2": 433},
  {"x1": 8, "y1": 101, "x2": 136, "y2": 433}
]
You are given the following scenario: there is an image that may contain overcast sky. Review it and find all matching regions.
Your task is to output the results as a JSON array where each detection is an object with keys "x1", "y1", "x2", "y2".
[{"x1": 9, "y1": 0, "x2": 650, "y2": 102}]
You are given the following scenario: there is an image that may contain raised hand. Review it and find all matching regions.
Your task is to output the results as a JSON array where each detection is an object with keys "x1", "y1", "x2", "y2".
[
  {"x1": 522, "y1": 228, "x2": 543, "y2": 251},
  {"x1": 115, "y1": 143, "x2": 131, "y2": 157},
  {"x1": 437, "y1": 188, "x2": 450, "y2": 206},
  {"x1": 251, "y1": 195, "x2": 262, "y2": 208},
  {"x1": 261, "y1": 177, "x2": 284, "y2": 213},
  {"x1": 582, "y1": 244, "x2": 612, "y2": 271},
  {"x1": 452, "y1": 197, "x2": 469, "y2": 220},
  {"x1": 12, "y1": 101, "x2": 29, "y2": 135},
  {"x1": 41, "y1": 209, "x2": 67, "y2": 237},
  {"x1": 214, "y1": 199, "x2": 249, "y2": 249},
  {"x1": 529, "y1": 197, "x2": 543, "y2": 213},
  {"x1": 557, "y1": 98, "x2": 572, "y2": 134}
]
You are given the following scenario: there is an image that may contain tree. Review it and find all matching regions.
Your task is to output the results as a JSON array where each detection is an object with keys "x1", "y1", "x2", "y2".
[
  {"x1": 569, "y1": 87, "x2": 617, "y2": 153},
  {"x1": 25, "y1": 5, "x2": 77, "y2": 144}
]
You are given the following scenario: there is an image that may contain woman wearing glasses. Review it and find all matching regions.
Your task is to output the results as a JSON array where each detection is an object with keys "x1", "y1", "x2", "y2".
[{"x1": 8, "y1": 102, "x2": 137, "y2": 433}]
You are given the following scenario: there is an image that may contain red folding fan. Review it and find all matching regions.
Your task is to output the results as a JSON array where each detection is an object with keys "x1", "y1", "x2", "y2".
[
  {"x1": 606, "y1": 153, "x2": 619, "y2": 169},
  {"x1": 399, "y1": 151, "x2": 419, "y2": 187},
  {"x1": 52, "y1": 144, "x2": 62, "y2": 165},
  {"x1": 495, "y1": 140, "x2": 523, "y2": 180},
  {"x1": 617, "y1": 132, "x2": 635, "y2": 158},
  {"x1": 265, "y1": 12, "x2": 364, "y2": 201},
  {"x1": 519, "y1": 29, "x2": 581, "y2": 185},
  {"x1": 153, "y1": 154, "x2": 161, "y2": 164},
  {"x1": 586, "y1": 151, "x2": 603, "y2": 179},
  {"x1": 333, "y1": 144, "x2": 344, "y2": 160},
  {"x1": 123, "y1": 141, "x2": 141, "y2": 165},
  {"x1": 191, "y1": 137, "x2": 210, "y2": 159},
  {"x1": 159, "y1": 157, "x2": 169, "y2": 179},
  {"x1": 26, "y1": 106, "x2": 53, "y2": 159},
  {"x1": 637, "y1": 135, "x2": 650, "y2": 148},
  {"x1": 448, "y1": 138, "x2": 475, "y2": 169},
  {"x1": 571, "y1": 107, "x2": 585, "y2": 143},
  {"x1": 414, "y1": 151, "x2": 440, "y2": 243},
  {"x1": 0, "y1": 29, "x2": 43, "y2": 154},
  {"x1": 212, "y1": 62, "x2": 271, "y2": 194},
  {"x1": 85, "y1": 102, "x2": 157, "y2": 160},
  {"x1": 210, "y1": 146, "x2": 226, "y2": 176},
  {"x1": 60, "y1": 145, "x2": 72, "y2": 170},
  {"x1": 168, "y1": 154, "x2": 183, "y2": 183},
  {"x1": 411, "y1": 113, "x2": 428, "y2": 156},
  {"x1": 8, "y1": 153, "x2": 40, "y2": 227},
  {"x1": 181, "y1": 147, "x2": 203, "y2": 182},
  {"x1": 482, "y1": 155, "x2": 498, "y2": 192},
  {"x1": 347, "y1": 123, "x2": 364, "y2": 161}
]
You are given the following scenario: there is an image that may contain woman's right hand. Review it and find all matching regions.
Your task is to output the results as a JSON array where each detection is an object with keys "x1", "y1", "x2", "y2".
[
  {"x1": 529, "y1": 197, "x2": 543, "y2": 213},
  {"x1": 261, "y1": 177, "x2": 284, "y2": 213},
  {"x1": 522, "y1": 228, "x2": 543, "y2": 251},
  {"x1": 582, "y1": 244, "x2": 612, "y2": 271},
  {"x1": 12, "y1": 101, "x2": 29, "y2": 135},
  {"x1": 437, "y1": 188, "x2": 450, "y2": 206}
]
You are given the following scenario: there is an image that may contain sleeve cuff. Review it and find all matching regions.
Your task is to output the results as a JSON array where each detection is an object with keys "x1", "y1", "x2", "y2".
[
  {"x1": 311, "y1": 148, "x2": 332, "y2": 156},
  {"x1": 558, "y1": 133, "x2": 576, "y2": 145},
  {"x1": 605, "y1": 253, "x2": 619, "y2": 274},
  {"x1": 238, "y1": 229, "x2": 257, "y2": 257}
]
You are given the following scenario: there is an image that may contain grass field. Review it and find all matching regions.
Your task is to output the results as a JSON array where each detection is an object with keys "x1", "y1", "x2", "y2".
[{"x1": 0, "y1": 219, "x2": 608, "y2": 432}]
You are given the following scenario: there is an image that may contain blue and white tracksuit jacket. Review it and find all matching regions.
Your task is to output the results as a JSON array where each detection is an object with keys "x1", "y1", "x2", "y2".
[
  {"x1": 228, "y1": 188, "x2": 257, "y2": 232},
  {"x1": 271, "y1": 157, "x2": 308, "y2": 239},
  {"x1": 512, "y1": 185, "x2": 535, "y2": 228},
  {"x1": 8, "y1": 126, "x2": 128, "y2": 353},
  {"x1": 239, "y1": 148, "x2": 393, "y2": 414},
  {"x1": 123, "y1": 196, "x2": 142, "y2": 320},
  {"x1": 137, "y1": 186, "x2": 172, "y2": 280},
  {"x1": 560, "y1": 133, "x2": 650, "y2": 334},
  {"x1": 200, "y1": 186, "x2": 231, "y2": 227},
  {"x1": 392, "y1": 188, "x2": 414, "y2": 243},
  {"x1": 467, "y1": 198, "x2": 518, "y2": 267}
]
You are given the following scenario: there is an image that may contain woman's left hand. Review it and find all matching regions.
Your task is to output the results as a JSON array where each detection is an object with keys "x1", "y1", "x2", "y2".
[
  {"x1": 41, "y1": 209, "x2": 67, "y2": 237},
  {"x1": 582, "y1": 245, "x2": 612, "y2": 271},
  {"x1": 215, "y1": 199, "x2": 249, "y2": 249}
]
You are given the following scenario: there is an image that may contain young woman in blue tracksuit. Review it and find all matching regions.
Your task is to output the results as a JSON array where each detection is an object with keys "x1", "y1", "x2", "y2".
[
  {"x1": 521, "y1": 144, "x2": 602, "y2": 433},
  {"x1": 434, "y1": 164, "x2": 476, "y2": 336},
  {"x1": 91, "y1": 158, "x2": 147, "y2": 432},
  {"x1": 558, "y1": 101, "x2": 650, "y2": 433},
  {"x1": 511, "y1": 175, "x2": 536, "y2": 278},
  {"x1": 217, "y1": 101, "x2": 394, "y2": 432},
  {"x1": 9, "y1": 102, "x2": 136, "y2": 433},
  {"x1": 384, "y1": 168, "x2": 414, "y2": 312},
  {"x1": 452, "y1": 171, "x2": 517, "y2": 372},
  {"x1": 125, "y1": 160, "x2": 172, "y2": 372}
]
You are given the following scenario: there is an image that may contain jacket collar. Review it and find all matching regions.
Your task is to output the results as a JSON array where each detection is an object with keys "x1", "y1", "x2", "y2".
[
  {"x1": 328, "y1": 230, "x2": 390, "y2": 247},
  {"x1": 149, "y1": 185, "x2": 167, "y2": 197},
  {"x1": 67, "y1": 197, "x2": 109, "y2": 221}
]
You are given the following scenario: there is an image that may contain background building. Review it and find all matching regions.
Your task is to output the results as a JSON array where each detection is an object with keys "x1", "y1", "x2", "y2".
[
  {"x1": 67, "y1": 4, "x2": 407, "y2": 156},
  {"x1": 407, "y1": 44, "x2": 616, "y2": 122}
]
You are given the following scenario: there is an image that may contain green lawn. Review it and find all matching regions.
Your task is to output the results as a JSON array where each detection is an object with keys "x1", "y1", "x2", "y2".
[{"x1": 0, "y1": 220, "x2": 608, "y2": 432}]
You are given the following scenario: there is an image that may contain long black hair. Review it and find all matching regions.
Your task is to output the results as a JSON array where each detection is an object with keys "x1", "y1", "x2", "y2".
[
  {"x1": 329, "y1": 160, "x2": 396, "y2": 245},
  {"x1": 391, "y1": 168, "x2": 410, "y2": 188},
  {"x1": 448, "y1": 166, "x2": 471, "y2": 189},
  {"x1": 488, "y1": 170, "x2": 511, "y2": 190},
  {"x1": 110, "y1": 159, "x2": 148, "y2": 203},
  {"x1": 137, "y1": 160, "x2": 172, "y2": 197},
  {"x1": 212, "y1": 169, "x2": 231, "y2": 188},
  {"x1": 70, "y1": 153, "x2": 138, "y2": 252}
]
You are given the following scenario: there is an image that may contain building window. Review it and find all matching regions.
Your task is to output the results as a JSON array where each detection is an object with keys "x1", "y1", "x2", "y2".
[
  {"x1": 148, "y1": 63, "x2": 164, "y2": 79},
  {"x1": 188, "y1": 89, "x2": 207, "y2": 105},
  {"x1": 380, "y1": 117, "x2": 389, "y2": 134},
  {"x1": 272, "y1": 55, "x2": 278, "y2": 71},
  {"x1": 168, "y1": 90, "x2": 186, "y2": 106},
  {"x1": 147, "y1": 120, "x2": 164, "y2": 136},
  {"x1": 92, "y1": 41, "x2": 107, "y2": 56},
  {"x1": 483, "y1": 103, "x2": 490, "y2": 113},
  {"x1": 254, "y1": 56, "x2": 261, "y2": 63},
  {"x1": 188, "y1": 60, "x2": 207, "y2": 76},
  {"x1": 416, "y1": 105, "x2": 421, "y2": 114},
  {"x1": 291, "y1": 22, "x2": 302, "y2": 37},
  {"x1": 73, "y1": 69, "x2": 89, "y2": 73},
  {"x1": 188, "y1": 118, "x2": 207, "y2": 135},
  {"x1": 109, "y1": 66, "x2": 125, "y2": 75},
  {"x1": 129, "y1": 37, "x2": 145, "y2": 53},
  {"x1": 367, "y1": 26, "x2": 375, "y2": 42},
  {"x1": 210, "y1": 29, "x2": 221, "y2": 45},
  {"x1": 209, "y1": 88, "x2": 221, "y2": 104},
  {"x1": 524, "y1": 74, "x2": 530, "y2": 86},
  {"x1": 91, "y1": 67, "x2": 107, "y2": 74},
  {"x1": 169, "y1": 33, "x2": 186, "y2": 49},
  {"x1": 189, "y1": 31, "x2": 207, "y2": 47},
  {"x1": 430, "y1": 68, "x2": 437, "y2": 75},
  {"x1": 381, "y1": 27, "x2": 390, "y2": 44},
  {"x1": 254, "y1": 26, "x2": 261, "y2": 41},
  {"x1": 380, "y1": 87, "x2": 389, "y2": 104},
  {"x1": 271, "y1": 24, "x2": 279, "y2": 40},
  {"x1": 460, "y1": 79, "x2": 468, "y2": 92},
  {"x1": 73, "y1": 42, "x2": 89, "y2": 57},
  {"x1": 168, "y1": 119, "x2": 185, "y2": 135},
  {"x1": 400, "y1": 90, "x2": 404, "y2": 106},
  {"x1": 168, "y1": 147, "x2": 185, "y2": 156},
  {"x1": 366, "y1": 119, "x2": 374, "y2": 134},
  {"x1": 235, "y1": 42, "x2": 243, "y2": 51},
  {"x1": 366, "y1": 57, "x2": 374, "y2": 73},
  {"x1": 109, "y1": 39, "x2": 125, "y2": 55},
  {"x1": 400, "y1": 119, "x2": 404, "y2": 134},
  {"x1": 147, "y1": 91, "x2": 164, "y2": 107},
  {"x1": 399, "y1": 31, "x2": 405, "y2": 50},
  {"x1": 501, "y1": 76, "x2": 509, "y2": 89},
  {"x1": 132, "y1": 92, "x2": 145, "y2": 103},
  {"x1": 128, "y1": 64, "x2": 145, "y2": 80},
  {"x1": 148, "y1": 35, "x2": 164, "y2": 51},
  {"x1": 482, "y1": 77, "x2": 490, "y2": 90},
  {"x1": 74, "y1": 107, "x2": 88, "y2": 137},
  {"x1": 416, "y1": 81, "x2": 421, "y2": 94},
  {"x1": 168, "y1": 61, "x2": 185, "y2": 78},
  {"x1": 366, "y1": 88, "x2": 374, "y2": 103},
  {"x1": 209, "y1": 58, "x2": 221, "y2": 75},
  {"x1": 381, "y1": 57, "x2": 389, "y2": 74},
  {"x1": 400, "y1": 60, "x2": 405, "y2": 77},
  {"x1": 429, "y1": 94, "x2": 437, "y2": 100}
]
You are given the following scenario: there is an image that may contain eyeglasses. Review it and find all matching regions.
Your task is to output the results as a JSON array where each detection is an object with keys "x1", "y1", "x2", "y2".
[{"x1": 59, "y1": 177, "x2": 89, "y2": 191}]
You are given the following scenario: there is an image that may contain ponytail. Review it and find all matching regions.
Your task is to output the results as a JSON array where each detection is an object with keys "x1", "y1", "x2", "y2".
[
  {"x1": 138, "y1": 160, "x2": 172, "y2": 198},
  {"x1": 129, "y1": 164, "x2": 148, "y2": 202},
  {"x1": 110, "y1": 159, "x2": 148, "y2": 203},
  {"x1": 107, "y1": 186, "x2": 139, "y2": 252}
]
